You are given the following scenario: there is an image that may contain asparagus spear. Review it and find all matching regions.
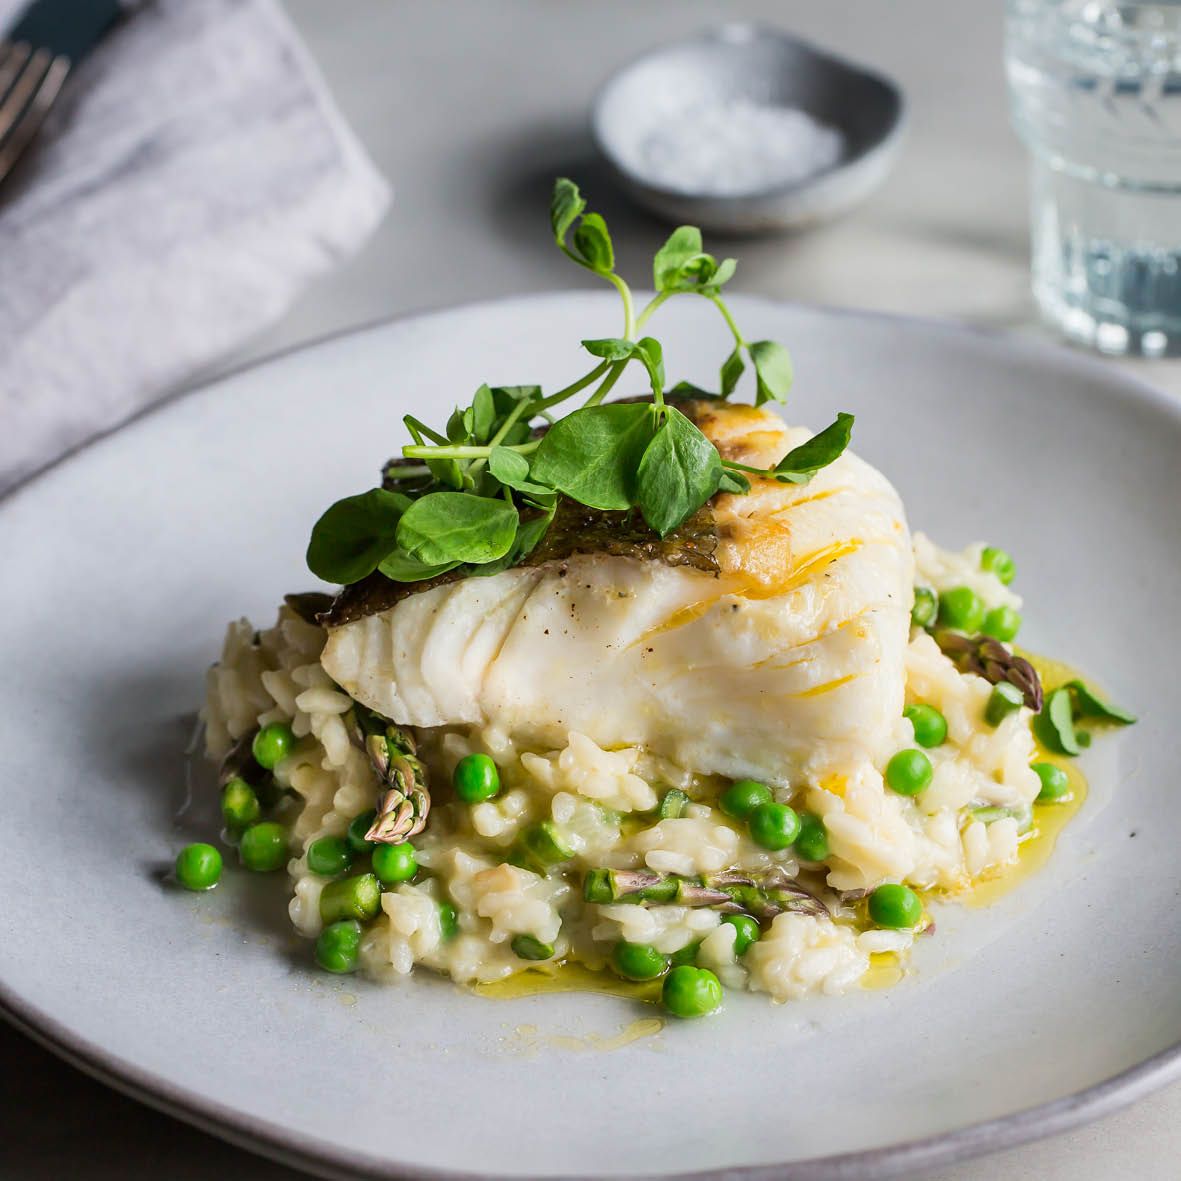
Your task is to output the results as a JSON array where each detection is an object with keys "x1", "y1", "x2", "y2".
[
  {"x1": 583, "y1": 866, "x2": 828, "y2": 921},
  {"x1": 933, "y1": 630, "x2": 1043, "y2": 712},
  {"x1": 346, "y1": 702, "x2": 431, "y2": 844}
]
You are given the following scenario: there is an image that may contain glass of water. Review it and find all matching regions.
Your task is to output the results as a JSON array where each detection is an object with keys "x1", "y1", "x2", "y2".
[{"x1": 1006, "y1": 0, "x2": 1181, "y2": 357}]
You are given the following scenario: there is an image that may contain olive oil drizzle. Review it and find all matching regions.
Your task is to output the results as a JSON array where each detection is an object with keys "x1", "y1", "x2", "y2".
[
  {"x1": 472, "y1": 650, "x2": 1100, "y2": 1001},
  {"x1": 947, "y1": 647, "x2": 1090, "y2": 909}
]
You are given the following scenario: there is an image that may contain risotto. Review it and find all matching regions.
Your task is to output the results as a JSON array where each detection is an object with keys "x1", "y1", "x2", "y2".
[
  {"x1": 200, "y1": 530, "x2": 1094, "y2": 1008},
  {"x1": 181, "y1": 180, "x2": 1134, "y2": 1019}
]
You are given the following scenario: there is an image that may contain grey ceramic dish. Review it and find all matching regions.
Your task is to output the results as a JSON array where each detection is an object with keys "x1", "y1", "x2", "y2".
[
  {"x1": 0, "y1": 293, "x2": 1170, "y2": 1180},
  {"x1": 592, "y1": 23, "x2": 906, "y2": 234}
]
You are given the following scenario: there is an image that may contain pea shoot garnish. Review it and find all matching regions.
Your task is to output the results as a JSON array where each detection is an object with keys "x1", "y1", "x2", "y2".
[{"x1": 306, "y1": 178, "x2": 854, "y2": 588}]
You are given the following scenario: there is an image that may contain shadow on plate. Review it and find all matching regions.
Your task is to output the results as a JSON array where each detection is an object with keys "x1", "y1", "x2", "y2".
[{"x1": 79, "y1": 666, "x2": 300, "y2": 955}]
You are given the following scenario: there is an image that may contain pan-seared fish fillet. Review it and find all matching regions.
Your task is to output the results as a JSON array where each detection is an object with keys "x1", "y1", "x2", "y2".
[{"x1": 321, "y1": 402, "x2": 913, "y2": 786}]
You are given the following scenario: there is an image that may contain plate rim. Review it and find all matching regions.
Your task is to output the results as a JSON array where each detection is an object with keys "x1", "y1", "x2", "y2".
[{"x1": 4, "y1": 292, "x2": 1180, "y2": 1180}]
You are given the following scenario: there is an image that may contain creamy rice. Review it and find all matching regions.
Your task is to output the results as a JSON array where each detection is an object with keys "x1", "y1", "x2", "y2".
[{"x1": 203, "y1": 537, "x2": 1049, "y2": 1002}]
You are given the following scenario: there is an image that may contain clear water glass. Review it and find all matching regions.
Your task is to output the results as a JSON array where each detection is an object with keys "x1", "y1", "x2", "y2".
[{"x1": 1006, "y1": 0, "x2": 1181, "y2": 356}]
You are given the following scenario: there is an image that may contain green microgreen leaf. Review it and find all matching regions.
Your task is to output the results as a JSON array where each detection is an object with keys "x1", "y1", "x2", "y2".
[
  {"x1": 652, "y1": 226, "x2": 735, "y2": 295},
  {"x1": 470, "y1": 384, "x2": 496, "y2": 443},
  {"x1": 582, "y1": 336, "x2": 664, "y2": 398},
  {"x1": 653, "y1": 226, "x2": 704, "y2": 290},
  {"x1": 530, "y1": 403, "x2": 656, "y2": 511},
  {"x1": 667, "y1": 380, "x2": 720, "y2": 399},
  {"x1": 703, "y1": 257, "x2": 737, "y2": 293},
  {"x1": 306, "y1": 488, "x2": 407, "y2": 585},
  {"x1": 749, "y1": 340, "x2": 794, "y2": 405},
  {"x1": 572, "y1": 212, "x2": 614, "y2": 274},
  {"x1": 582, "y1": 337, "x2": 635, "y2": 361},
  {"x1": 467, "y1": 505, "x2": 556, "y2": 579},
  {"x1": 1064, "y1": 681, "x2": 1136, "y2": 725},
  {"x1": 1034, "y1": 686, "x2": 1082, "y2": 756},
  {"x1": 487, "y1": 447, "x2": 554, "y2": 498},
  {"x1": 718, "y1": 468, "x2": 751, "y2": 494},
  {"x1": 634, "y1": 337, "x2": 665, "y2": 399},
  {"x1": 490, "y1": 384, "x2": 541, "y2": 412},
  {"x1": 396, "y1": 493, "x2": 519, "y2": 566},
  {"x1": 720, "y1": 347, "x2": 745, "y2": 397},
  {"x1": 446, "y1": 407, "x2": 470, "y2": 443},
  {"x1": 377, "y1": 551, "x2": 461, "y2": 582},
  {"x1": 550, "y1": 177, "x2": 585, "y2": 247},
  {"x1": 512, "y1": 506, "x2": 557, "y2": 560},
  {"x1": 635, "y1": 407, "x2": 724, "y2": 536},
  {"x1": 773, "y1": 413, "x2": 854, "y2": 484}
]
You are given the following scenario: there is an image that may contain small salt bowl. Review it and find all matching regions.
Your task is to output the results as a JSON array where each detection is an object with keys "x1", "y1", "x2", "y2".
[{"x1": 592, "y1": 23, "x2": 905, "y2": 234}]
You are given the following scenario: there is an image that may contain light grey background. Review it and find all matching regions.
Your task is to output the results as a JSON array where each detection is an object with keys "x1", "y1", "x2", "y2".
[{"x1": 7, "y1": 1, "x2": 1179, "y2": 1178}]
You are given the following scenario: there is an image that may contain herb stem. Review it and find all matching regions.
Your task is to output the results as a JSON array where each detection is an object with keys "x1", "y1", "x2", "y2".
[
  {"x1": 534, "y1": 360, "x2": 611, "y2": 413},
  {"x1": 709, "y1": 295, "x2": 746, "y2": 348},
  {"x1": 466, "y1": 397, "x2": 535, "y2": 478},
  {"x1": 607, "y1": 273, "x2": 636, "y2": 340},
  {"x1": 403, "y1": 441, "x2": 541, "y2": 462},
  {"x1": 404, "y1": 416, "x2": 449, "y2": 446},
  {"x1": 634, "y1": 291, "x2": 671, "y2": 332},
  {"x1": 582, "y1": 360, "x2": 628, "y2": 407},
  {"x1": 722, "y1": 458, "x2": 771, "y2": 476}
]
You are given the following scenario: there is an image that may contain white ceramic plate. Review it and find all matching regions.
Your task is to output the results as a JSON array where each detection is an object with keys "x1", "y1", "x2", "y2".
[{"x1": 0, "y1": 294, "x2": 1174, "y2": 1180}]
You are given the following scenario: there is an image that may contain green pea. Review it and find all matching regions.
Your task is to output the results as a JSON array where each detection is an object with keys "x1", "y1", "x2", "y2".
[
  {"x1": 911, "y1": 586, "x2": 938, "y2": 629},
  {"x1": 306, "y1": 835, "x2": 353, "y2": 877},
  {"x1": 438, "y1": 901, "x2": 459, "y2": 940},
  {"x1": 319, "y1": 872, "x2": 382, "y2": 924},
  {"x1": 251, "y1": 722, "x2": 295, "y2": 770},
  {"x1": 885, "y1": 749, "x2": 933, "y2": 796},
  {"x1": 794, "y1": 813, "x2": 830, "y2": 862},
  {"x1": 346, "y1": 810, "x2": 377, "y2": 854},
  {"x1": 512, "y1": 821, "x2": 575, "y2": 872},
  {"x1": 315, "y1": 919, "x2": 362, "y2": 974},
  {"x1": 719, "y1": 779, "x2": 773, "y2": 820},
  {"x1": 612, "y1": 941, "x2": 668, "y2": 981},
  {"x1": 662, "y1": 965, "x2": 723, "y2": 1018},
  {"x1": 748, "y1": 802, "x2": 801, "y2": 850},
  {"x1": 904, "y1": 703, "x2": 948, "y2": 748},
  {"x1": 981, "y1": 546, "x2": 1016, "y2": 586},
  {"x1": 453, "y1": 753, "x2": 500, "y2": 803},
  {"x1": 985, "y1": 682, "x2": 1024, "y2": 727},
  {"x1": 669, "y1": 939, "x2": 702, "y2": 968},
  {"x1": 1032, "y1": 761, "x2": 1071, "y2": 802},
  {"x1": 239, "y1": 821, "x2": 288, "y2": 872},
  {"x1": 511, "y1": 934, "x2": 555, "y2": 961},
  {"x1": 371, "y1": 841, "x2": 417, "y2": 885},
  {"x1": 220, "y1": 777, "x2": 261, "y2": 831},
  {"x1": 868, "y1": 883, "x2": 923, "y2": 929},
  {"x1": 982, "y1": 605, "x2": 1022, "y2": 642},
  {"x1": 175, "y1": 842, "x2": 222, "y2": 891},
  {"x1": 722, "y1": 914, "x2": 761, "y2": 957},
  {"x1": 937, "y1": 586, "x2": 985, "y2": 633},
  {"x1": 657, "y1": 788, "x2": 689, "y2": 819}
]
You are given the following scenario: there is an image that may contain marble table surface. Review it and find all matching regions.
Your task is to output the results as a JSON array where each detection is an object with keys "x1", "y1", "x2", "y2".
[{"x1": 7, "y1": 1, "x2": 1179, "y2": 1177}]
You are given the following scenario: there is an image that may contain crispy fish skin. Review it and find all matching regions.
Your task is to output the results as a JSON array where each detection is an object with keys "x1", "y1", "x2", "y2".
[{"x1": 320, "y1": 402, "x2": 913, "y2": 785}]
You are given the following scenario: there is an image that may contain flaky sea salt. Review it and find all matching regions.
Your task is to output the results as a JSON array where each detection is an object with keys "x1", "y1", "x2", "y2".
[{"x1": 640, "y1": 98, "x2": 844, "y2": 196}]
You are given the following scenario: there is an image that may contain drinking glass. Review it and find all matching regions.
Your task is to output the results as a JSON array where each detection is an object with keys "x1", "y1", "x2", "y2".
[{"x1": 1006, "y1": 0, "x2": 1181, "y2": 356}]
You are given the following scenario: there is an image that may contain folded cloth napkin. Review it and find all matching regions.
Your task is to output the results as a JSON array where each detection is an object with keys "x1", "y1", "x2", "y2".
[{"x1": 0, "y1": 0, "x2": 389, "y2": 494}]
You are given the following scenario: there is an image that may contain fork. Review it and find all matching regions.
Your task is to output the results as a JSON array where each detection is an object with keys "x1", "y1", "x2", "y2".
[{"x1": 0, "y1": 0, "x2": 123, "y2": 186}]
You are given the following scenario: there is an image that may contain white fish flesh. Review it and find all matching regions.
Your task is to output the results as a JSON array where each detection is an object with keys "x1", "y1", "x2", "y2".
[{"x1": 321, "y1": 402, "x2": 913, "y2": 785}]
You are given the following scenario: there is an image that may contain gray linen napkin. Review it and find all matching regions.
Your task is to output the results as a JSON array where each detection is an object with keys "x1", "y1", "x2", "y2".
[{"x1": 0, "y1": 0, "x2": 390, "y2": 493}]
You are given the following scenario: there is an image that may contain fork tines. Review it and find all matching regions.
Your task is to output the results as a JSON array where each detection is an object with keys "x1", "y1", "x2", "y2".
[{"x1": 0, "y1": 38, "x2": 69, "y2": 184}]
